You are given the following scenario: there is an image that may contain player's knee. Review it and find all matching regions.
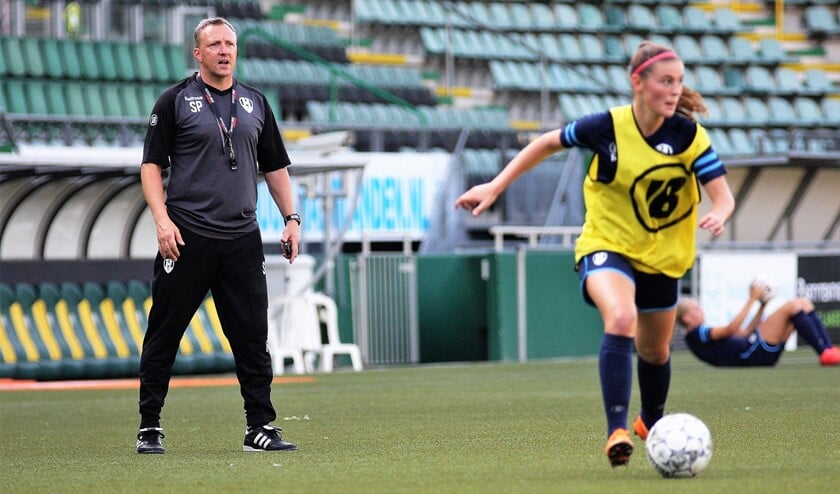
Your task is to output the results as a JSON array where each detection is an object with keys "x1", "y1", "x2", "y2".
[
  {"x1": 603, "y1": 309, "x2": 637, "y2": 337},
  {"x1": 789, "y1": 297, "x2": 813, "y2": 313}
]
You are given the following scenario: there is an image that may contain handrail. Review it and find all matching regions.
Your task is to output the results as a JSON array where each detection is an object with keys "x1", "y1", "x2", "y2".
[
  {"x1": 238, "y1": 27, "x2": 428, "y2": 126},
  {"x1": 488, "y1": 225, "x2": 583, "y2": 252}
]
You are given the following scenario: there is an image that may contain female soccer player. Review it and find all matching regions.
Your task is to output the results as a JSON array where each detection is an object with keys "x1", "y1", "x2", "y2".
[
  {"x1": 454, "y1": 41, "x2": 735, "y2": 467},
  {"x1": 679, "y1": 280, "x2": 840, "y2": 367}
]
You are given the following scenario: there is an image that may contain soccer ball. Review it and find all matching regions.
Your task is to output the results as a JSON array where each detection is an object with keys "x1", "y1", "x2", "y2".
[{"x1": 645, "y1": 413, "x2": 713, "y2": 478}]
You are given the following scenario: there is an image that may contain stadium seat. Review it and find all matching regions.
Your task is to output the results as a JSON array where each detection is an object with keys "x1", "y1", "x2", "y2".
[
  {"x1": 93, "y1": 41, "x2": 119, "y2": 81},
  {"x1": 682, "y1": 6, "x2": 713, "y2": 34},
  {"x1": 1, "y1": 37, "x2": 26, "y2": 77},
  {"x1": 708, "y1": 127, "x2": 735, "y2": 157},
  {"x1": 655, "y1": 5, "x2": 684, "y2": 34},
  {"x1": 699, "y1": 35, "x2": 729, "y2": 64},
  {"x1": 713, "y1": 7, "x2": 745, "y2": 33},
  {"x1": 774, "y1": 67, "x2": 803, "y2": 95},
  {"x1": 720, "y1": 97, "x2": 747, "y2": 126},
  {"x1": 743, "y1": 97, "x2": 771, "y2": 126},
  {"x1": 577, "y1": 4, "x2": 605, "y2": 33},
  {"x1": 744, "y1": 65, "x2": 776, "y2": 94},
  {"x1": 39, "y1": 38, "x2": 65, "y2": 79},
  {"x1": 793, "y1": 97, "x2": 824, "y2": 127},
  {"x1": 821, "y1": 98, "x2": 840, "y2": 125},
  {"x1": 728, "y1": 128, "x2": 756, "y2": 156},
  {"x1": 627, "y1": 4, "x2": 657, "y2": 32},
  {"x1": 728, "y1": 37, "x2": 757, "y2": 64},
  {"x1": 552, "y1": 3, "x2": 576, "y2": 32},
  {"x1": 766, "y1": 96, "x2": 797, "y2": 126},
  {"x1": 803, "y1": 68, "x2": 836, "y2": 94}
]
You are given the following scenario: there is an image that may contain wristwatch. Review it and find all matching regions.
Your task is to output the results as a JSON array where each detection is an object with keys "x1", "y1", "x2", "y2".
[{"x1": 284, "y1": 213, "x2": 301, "y2": 226}]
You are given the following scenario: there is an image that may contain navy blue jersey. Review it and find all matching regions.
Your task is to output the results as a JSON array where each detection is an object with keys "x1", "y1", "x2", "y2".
[
  {"x1": 142, "y1": 74, "x2": 290, "y2": 239},
  {"x1": 684, "y1": 325, "x2": 783, "y2": 367}
]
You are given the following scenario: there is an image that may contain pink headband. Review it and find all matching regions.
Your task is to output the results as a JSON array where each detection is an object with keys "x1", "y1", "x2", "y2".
[{"x1": 631, "y1": 51, "x2": 678, "y2": 77}]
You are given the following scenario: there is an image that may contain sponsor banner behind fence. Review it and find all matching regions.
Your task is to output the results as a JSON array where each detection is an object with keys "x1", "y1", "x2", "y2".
[{"x1": 257, "y1": 152, "x2": 450, "y2": 243}]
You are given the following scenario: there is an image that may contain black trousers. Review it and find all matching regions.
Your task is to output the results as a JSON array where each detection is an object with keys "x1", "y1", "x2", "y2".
[{"x1": 138, "y1": 226, "x2": 276, "y2": 428}]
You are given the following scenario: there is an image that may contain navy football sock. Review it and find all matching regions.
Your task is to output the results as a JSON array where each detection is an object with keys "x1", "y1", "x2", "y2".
[
  {"x1": 637, "y1": 357, "x2": 670, "y2": 429},
  {"x1": 599, "y1": 333, "x2": 634, "y2": 436},
  {"x1": 792, "y1": 310, "x2": 830, "y2": 354}
]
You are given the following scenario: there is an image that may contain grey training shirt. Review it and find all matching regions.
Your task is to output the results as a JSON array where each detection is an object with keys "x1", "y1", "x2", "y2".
[{"x1": 142, "y1": 73, "x2": 291, "y2": 239}]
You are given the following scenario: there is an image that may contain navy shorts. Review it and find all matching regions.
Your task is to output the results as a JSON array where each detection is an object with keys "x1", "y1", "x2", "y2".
[{"x1": 576, "y1": 251, "x2": 679, "y2": 312}]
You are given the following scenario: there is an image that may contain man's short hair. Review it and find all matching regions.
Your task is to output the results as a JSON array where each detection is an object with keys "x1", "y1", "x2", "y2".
[{"x1": 193, "y1": 17, "x2": 236, "y2": 48}]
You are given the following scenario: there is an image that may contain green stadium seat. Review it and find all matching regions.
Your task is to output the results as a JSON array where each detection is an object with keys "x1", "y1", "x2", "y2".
[
  {"x1": 44, "y1": 81, "x2": 69, "y2": 115},
  {"x1": 743, "y1": 97, "x2": 770, "y2": 126},
  {"x1": 700, "y1": 35, "x2": 729, "y2": 64},
  {"x1": 4, "y1": 80, "x2": 28, "y2": 114},
  {"x1": 147, "y1": 42, "x2": 172, "y2": 82},
  {"x1": 720, "y1": 97, "x2": 747, "y2": 126},
  {"x1": 577, "y1": 4, "x2": 605, "y2": 33},
  {"x1": 58, "y1": 40, "x2": 83, "y2": 79},
  {"x1": 15, "y1": 283, "x2": 64, "y2": 380},
  {"x1": 722, "y1": 67, "x2": 746, "y2": 94},
  {"x1": 1, "y1": 37, "x2": 26, "y2": 77},
  {"x1": 25, "y1": 80, "x2": 49, "y2": 115},
  {"x1": 804, "y1": 68, "x2": 835, "y2": 93},
  {"x1": 708, "y1": 128, "x2": 734, "y2": 157},
  {"x1": 713, "y1": 7, "x2": 745, "y2": 33},
  {"x1": 757, "y1": 38, "x2": 790, "y2": 64},
  {"x1": 167, "y1": 44, "x2": 188, "y2": 80},
  {"x1": 728, "y1": 37, "x2": 757, "y2": 64},
  {"x1": 728, "y1": 128, "x2": 755, "y2": 156},
  {"x1": 699, "y1": 97, "x2": 723, "y2": 126},
  {"x1": 774, "y1": 67, "x2": 803, "y2": 95},
  {"x1": 744, "y1": 65, "x2": 775, "y2": 94},
  {"x1": 552, "y1": 3, "x2": 577, "y2": 32},
  {"x1": 64, "y1": 82, "x2": 88, "y2": 116},
  {"x1": 793, "y1": 97, "x2": 823, "y2": 127},
  {"x1": 39, "y1": 38, "x2": 65, "y2": 79},
  {"x1": 111, "y1": 41, "x2": 137, "y2": 81},
  {"x1": 0, "y1": 283, "x2": 31, "y2": 378},
  {"x1": 766, "y1": 96, "x2": 796, "y2": 127},
  {"x1": 682, "y1": 6, "x2": 712, "y2": 34},
  {"x1": 821, "y1": 98, "x2": 840, "y2": 125},
  {"x1": 83, "y1": 84, "x2": 106, "y2": 117},
  {"x1": 655, "y1": 5, "x2": 684, "y2": 33},
  {"x1": 0, "y1": 39, "x2": 7, "y2": 76},
  {"x1": 627, "y1": 4, "x2": 657, "y2": 32},
  {"x1": 673, "y1": 35, "x2": 703, "y2": 63},
  {"x1": 38, "y1": 282, "x2": 88, "y2": 379},
  {"x1": 81, "y1": 282, "x2": 134, "y2": 376},
  {"x1": 76, "y1": 40, "x2": 102, "y2": 80},
  {"x1": 120, "y1": 84, "x2": 145, "y2": 119},
  {"x1": 94, "y1": 41, "x2": 119, "y2": 81},
  {"x1": 21, "y1": 36, "x2": 45, "y2": 77},
  {"x1": 101, "y1": 84, "x2": 124, "y2": 117},
  {"x1": 129, "y1": 43, "x2": 154, "y2": 82}
]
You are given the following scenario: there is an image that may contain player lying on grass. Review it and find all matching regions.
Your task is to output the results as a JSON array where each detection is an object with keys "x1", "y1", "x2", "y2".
[
  {"x1": 632, "y1": 280, "x2": 840, "y2": 441},
  {"x1": 678, "y1": 280, "x2": 840, "y2": 369}
]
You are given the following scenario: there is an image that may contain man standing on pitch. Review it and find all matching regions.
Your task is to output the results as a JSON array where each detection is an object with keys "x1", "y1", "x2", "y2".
[{"x1": 136, "y1": 17, "x2": 300, "y2": 454}]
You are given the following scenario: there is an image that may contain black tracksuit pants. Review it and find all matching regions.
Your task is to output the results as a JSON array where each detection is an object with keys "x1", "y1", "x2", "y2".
[{"x1": 138, "y1": 226, "x2": 276, "y2": 428}]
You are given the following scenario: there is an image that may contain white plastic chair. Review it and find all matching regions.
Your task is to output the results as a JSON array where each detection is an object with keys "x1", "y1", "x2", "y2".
[
  {"x1": 267, "y1": 292, "x2": 363, "y2": 374},
  {"x1": 267, "y1": 296, "x2": 318, "y2": 375},
  {"x1": 307, "y1": 292, "x2": 363, "y2": 373}
]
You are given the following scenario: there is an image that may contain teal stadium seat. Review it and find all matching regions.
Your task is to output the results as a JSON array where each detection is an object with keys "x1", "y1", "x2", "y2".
[
  {"x1": 21, "y1": 37, "x2": 45, "y2": 78},
  {"x1": 1, "y1": 37, "x2": 26, "y2": 77}
]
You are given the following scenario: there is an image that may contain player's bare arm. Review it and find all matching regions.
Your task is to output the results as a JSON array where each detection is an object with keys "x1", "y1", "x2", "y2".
[{"x1": 454, "y1": 130, "x2": 565, "y2": 216}]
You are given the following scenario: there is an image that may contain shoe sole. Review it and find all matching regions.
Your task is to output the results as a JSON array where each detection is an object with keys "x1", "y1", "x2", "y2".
[
  {"x1": 243, "y1": 445, "x2": 298, "y2": 452},
  {"x1": 607, "y1": 442, "x2": 633, "y2": 467},
  {"x1": 137, "y1": 449, "x2": 165, "y2": 454}
]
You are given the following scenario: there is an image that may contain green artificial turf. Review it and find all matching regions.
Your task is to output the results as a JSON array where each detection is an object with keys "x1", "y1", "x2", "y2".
[{"x1": 1, "y1": 350, "x2": 838, "y2": 493}]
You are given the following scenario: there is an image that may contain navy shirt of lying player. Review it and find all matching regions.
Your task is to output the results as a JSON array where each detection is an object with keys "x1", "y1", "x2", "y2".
[
  {"x1": 142, "y1": 73, "x2": 290, "y2": 239},
  {"x1": 684, "y1": 324, "x2": 783, "y2": 367}
]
